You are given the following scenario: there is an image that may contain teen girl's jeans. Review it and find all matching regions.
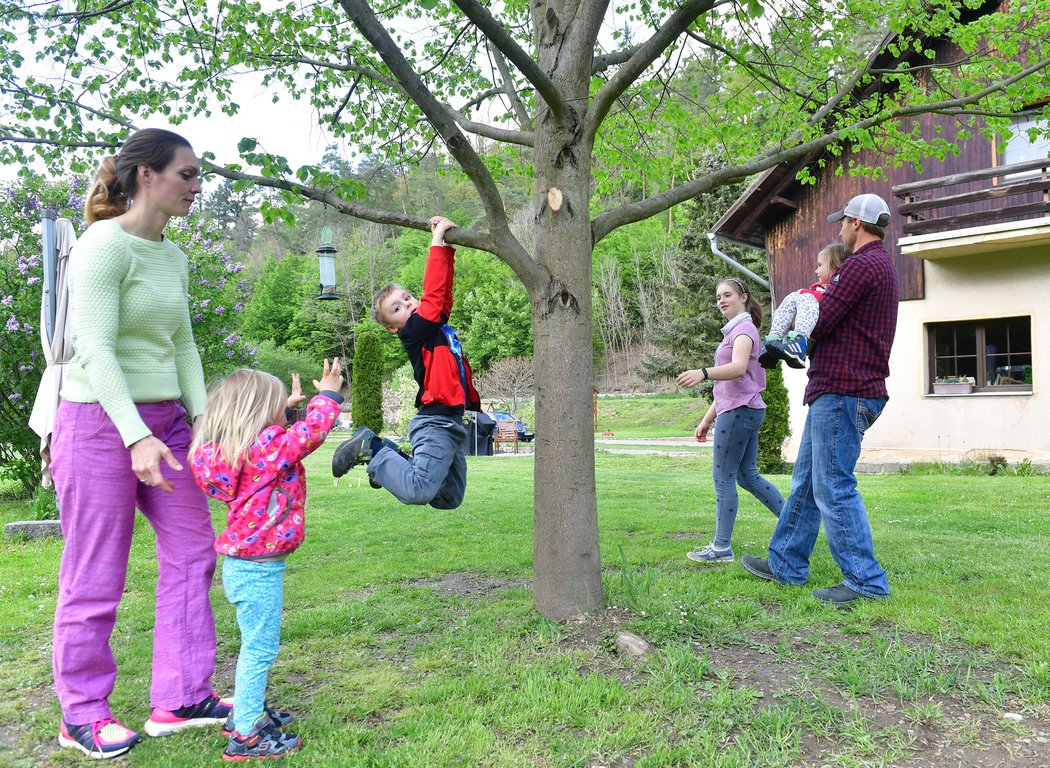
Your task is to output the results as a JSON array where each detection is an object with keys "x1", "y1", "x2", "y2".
[
  {"x1": 711, "y1": 406, "x2": 784, "y2": 549},
  {"x1": 222, "y1": 556, "x2": 286, "y2": 735},
  {"x1": 767, "y1": 394, "x2": 889, "y2": 597},
  {"x1": 368, "y1": 414, "x2": 468, "y2": 509},
  {"x1": 51, "y1": 400, "x2": 217, "y2": 724}
]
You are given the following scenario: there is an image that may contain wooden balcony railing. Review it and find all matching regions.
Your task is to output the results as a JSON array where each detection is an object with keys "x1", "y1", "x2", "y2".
[{"x1": 892, "y1": 157, "x2": 1050, "y2": 236}]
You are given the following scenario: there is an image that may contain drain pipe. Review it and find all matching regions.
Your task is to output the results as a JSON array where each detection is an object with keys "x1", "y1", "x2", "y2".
[{"x1": 707, "y1": 232, "x2": 768, "y2": 290}]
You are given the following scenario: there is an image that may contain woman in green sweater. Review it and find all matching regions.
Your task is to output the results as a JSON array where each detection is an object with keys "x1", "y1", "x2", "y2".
[{"x1": 51, "y1": 128, "x2": 230, "y2": 760}]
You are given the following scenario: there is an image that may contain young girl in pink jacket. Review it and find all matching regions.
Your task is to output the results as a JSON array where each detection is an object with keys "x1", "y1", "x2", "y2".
[{"x1": 189, "y1": 359, "x2": 343, "y2": 761}]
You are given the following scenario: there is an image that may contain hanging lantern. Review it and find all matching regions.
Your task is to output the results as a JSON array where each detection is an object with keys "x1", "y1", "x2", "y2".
[{"x1": 316, "y1": 223, "x2": 338, "y2": 300}]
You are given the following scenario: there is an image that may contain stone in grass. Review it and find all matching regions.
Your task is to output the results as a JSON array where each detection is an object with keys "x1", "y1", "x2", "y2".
[
  {"x1": 4, "y1": 520, "x2": 62, "y2": 541},
  {"x1": 614, "y1": 630, "x2": 654, "y2": 660}
]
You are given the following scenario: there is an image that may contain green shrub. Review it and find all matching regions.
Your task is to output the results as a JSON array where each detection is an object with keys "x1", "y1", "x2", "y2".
[
  {"x1": 352, "y1": 330, "x2": 384, "y2": 432},
  {"x1": 26, "y1": 485, "x2": 59, "y2": 521},
  {"x1": 1, "y1": 177, "x2": 254, "y2": 496},
  {"x1": 249, "y1": 339, "x2": 321, "y2": 393},
  {"x1": 758, "y1": 364, "x2": 790, "y2": 474}
]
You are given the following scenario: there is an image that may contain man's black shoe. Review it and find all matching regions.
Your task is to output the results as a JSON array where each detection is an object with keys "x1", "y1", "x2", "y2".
[{"x1": 740, "y1": 555, "x2": 779, "y2": 583}]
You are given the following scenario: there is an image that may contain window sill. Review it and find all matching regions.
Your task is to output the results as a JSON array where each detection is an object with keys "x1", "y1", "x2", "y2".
[{"x1": 925, "y1": 389, "x2": 1033, "y2": 397}]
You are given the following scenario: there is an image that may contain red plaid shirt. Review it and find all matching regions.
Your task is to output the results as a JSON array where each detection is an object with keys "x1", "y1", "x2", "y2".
[{"x1": 804, "y1": 240, "x2": 899, "y2": 405}]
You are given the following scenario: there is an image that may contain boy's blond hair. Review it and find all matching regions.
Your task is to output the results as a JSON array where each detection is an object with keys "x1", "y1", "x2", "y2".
[
  {"x1": 189, "y1": 369, "x2": 287, "y2": 469},
  {"x1": 372, "y1": 283, "x2": 402, "y2": 325}
]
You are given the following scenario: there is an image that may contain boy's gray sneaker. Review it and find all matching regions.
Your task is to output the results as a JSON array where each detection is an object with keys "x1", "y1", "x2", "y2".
[
  {"x1": 766, "y1": 333, "x2": 808, "y2": 369},
  {"x1": 741, "y1": 555, "x2": 779, "y2": 583},
  {"x1": 812, "y1": 583, "x2": 883, "y2": 607},
  {"x1": 332, "y1": 426, "x2": 378, "y2": 477},
  {"x1": 686, "y1": 544, "x2": 734, "y2": 563}
]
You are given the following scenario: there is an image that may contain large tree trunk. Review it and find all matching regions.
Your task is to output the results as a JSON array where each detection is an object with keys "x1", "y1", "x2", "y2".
[{"x1": 529, "y1": 73, "x2": 604, "y2": 618}]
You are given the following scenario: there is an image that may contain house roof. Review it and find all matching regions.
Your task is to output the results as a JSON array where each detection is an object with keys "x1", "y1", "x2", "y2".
[{"x1": 710, "y1": 155, "x2": 810, "y2": 248}]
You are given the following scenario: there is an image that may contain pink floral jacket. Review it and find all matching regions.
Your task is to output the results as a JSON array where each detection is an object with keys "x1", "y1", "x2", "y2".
[{"x1": 191, "y1": 393, "x2": 342, "y2": 559}]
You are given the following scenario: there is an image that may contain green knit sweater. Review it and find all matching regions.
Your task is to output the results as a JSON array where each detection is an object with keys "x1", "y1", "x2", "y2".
[{"x1": 62, "y1": 219, "x2": 207, "y2": 447}]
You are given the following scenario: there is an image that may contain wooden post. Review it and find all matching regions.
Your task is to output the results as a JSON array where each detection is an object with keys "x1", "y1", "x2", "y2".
[{"x1": 593, "y1": 388, "x2": 598, "y2": 432}]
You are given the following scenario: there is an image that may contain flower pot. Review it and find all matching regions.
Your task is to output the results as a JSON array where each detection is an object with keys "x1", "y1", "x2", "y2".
[{"x1": 933, "y1": 382, "x2": 973, "y2": 394}]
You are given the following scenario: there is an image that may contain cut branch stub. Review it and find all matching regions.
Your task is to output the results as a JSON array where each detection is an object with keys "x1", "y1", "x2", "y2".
[{"x1": 547, "y1": 186, "x2": 563, "y2": 212}]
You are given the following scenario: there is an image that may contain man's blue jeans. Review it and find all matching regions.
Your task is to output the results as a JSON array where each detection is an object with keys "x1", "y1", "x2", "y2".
[
  {"x1": 368, "y1": 414, "x2": 467, "y2": 509},
  {"x1": 767, "y1": 394, "x2": 889, "y2": 597}
]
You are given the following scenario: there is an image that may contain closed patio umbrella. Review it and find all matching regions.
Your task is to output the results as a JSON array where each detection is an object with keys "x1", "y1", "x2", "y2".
[{"x1": 29, "y1": 216, "x2": 76, "y2": 488}]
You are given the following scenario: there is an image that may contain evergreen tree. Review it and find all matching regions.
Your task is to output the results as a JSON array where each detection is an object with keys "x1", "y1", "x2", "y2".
[
  {"x1": 758, "y1": 364, "x2": 790, "y2": 474},
  {"x1": 643, "y1": 157, "x2": 762, "y2": 381},
  {"x1": 351, "y1": 330, "x2": 385, "y2": 433}
]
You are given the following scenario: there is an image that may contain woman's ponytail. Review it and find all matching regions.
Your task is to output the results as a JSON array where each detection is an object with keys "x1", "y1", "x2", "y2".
[{"x1": 84, "y1": 156, "x2": 126, "y2": 224}]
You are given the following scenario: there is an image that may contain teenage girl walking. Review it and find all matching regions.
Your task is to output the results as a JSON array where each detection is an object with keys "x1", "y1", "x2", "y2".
[{"x1": 676, "y1": 278, "x2": 785, "y2": 563}]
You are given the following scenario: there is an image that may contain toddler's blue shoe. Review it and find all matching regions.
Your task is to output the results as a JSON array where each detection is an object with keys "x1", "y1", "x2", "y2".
[{"x1": 767, "y1": 333, "x2": 808, "y2": 369}]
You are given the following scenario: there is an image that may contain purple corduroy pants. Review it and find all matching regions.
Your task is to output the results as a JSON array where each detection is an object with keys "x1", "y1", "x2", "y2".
[{"x1": 51, "y1": 400, "x2": 218, "y2": 725}]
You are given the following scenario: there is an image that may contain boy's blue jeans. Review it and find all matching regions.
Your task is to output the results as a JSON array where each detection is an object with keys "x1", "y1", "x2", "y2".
[
  {"x1": 368, "y1": 414, "x2": 467, "y2": 509},
  {"x1": 767, "y1": 394, "x2": 889, "y2": 597}
]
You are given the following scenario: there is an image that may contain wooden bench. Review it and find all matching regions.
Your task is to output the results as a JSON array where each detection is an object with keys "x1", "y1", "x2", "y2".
[{"x1": 493, "y1": 420, "x2": 519, "y2": 454}]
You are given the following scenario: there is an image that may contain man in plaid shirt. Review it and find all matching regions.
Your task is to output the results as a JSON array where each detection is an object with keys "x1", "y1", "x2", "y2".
[{"x1": 742, "y1": 193, "x2": 899, "y2": 607}]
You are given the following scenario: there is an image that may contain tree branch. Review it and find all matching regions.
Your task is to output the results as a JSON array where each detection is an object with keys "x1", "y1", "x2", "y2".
[
  {"x1": 337, "y1": 0, "x2": 546, "y2": 292},
  {"x1": 684, "y1": 30, "x2": 822, "y2": 107},
  {"x1": 1, "y1": 86, "x2": 138, "y2": 130},
  {"x1": 591, "y1": 46, "x2": 641, "y2": 75},
  {"x1": 260, "y1": 53, "x2": 535, "y2": 146},
  {"x1": 488, "y1": 41, "x2": 531, "y2": 129},
  {"x1": 0, "y1": 134, "x2": 117, "y2": 149},
  {"x1": 447, "y1": 0, "x2": 569, "y2": 126},
  {"x1": 204, "y1": 161, "x2": 497, "y2": 250},
  {"x1": 592, "y1": 53, "x2": 1050, "y2": 243},
  {"x1": 587, "y1": 0, "x2": 716, "y2": 140},
  {"x1": 51, "y1": 0, "x2": 134, "y2": 21}
]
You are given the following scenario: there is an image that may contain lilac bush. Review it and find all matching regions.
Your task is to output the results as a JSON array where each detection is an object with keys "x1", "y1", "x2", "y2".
[
  {"x1": 0, "y1": 177, "x2": 255, "y2": 495},
  {"x1": 166, "y1": 216, "x2": 257, "y2": 375}
]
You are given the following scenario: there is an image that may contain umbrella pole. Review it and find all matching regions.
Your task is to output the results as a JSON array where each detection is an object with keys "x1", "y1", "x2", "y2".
[{"x1": 41, "y1": 210, "x2": 58, "y2": 349}]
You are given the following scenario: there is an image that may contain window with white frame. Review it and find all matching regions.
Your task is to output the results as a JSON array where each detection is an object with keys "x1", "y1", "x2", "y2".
[
  {"x1": 999, "y1": 114, "x2": 1050, "y2": 169},
  {"x1": 928, "y1": 316, "x2": 1032, "y2": 393}
]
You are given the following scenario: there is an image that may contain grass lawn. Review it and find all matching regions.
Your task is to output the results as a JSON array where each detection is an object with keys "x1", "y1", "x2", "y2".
[
  {"x1": 594, "y1": 394, "x2": 709, "y2": 438},
  {"x1": 2, "y1": 446, "x2": 1048, "y2": 766}
]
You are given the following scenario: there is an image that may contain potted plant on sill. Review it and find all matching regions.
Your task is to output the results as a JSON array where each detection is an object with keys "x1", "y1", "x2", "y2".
[{"x1": 932, "y1": 376, "x2": 975, "y2": 394}]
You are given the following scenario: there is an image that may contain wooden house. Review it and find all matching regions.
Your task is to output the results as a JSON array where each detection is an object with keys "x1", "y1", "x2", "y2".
[{"x1": 711, "y1": 33, "x2": 1050, "y2": 466}]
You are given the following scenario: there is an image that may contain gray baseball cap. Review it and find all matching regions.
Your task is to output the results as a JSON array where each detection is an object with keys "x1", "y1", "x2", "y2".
[{"x1": 827, "y1": 193, "x2": 891, "y2": 225}]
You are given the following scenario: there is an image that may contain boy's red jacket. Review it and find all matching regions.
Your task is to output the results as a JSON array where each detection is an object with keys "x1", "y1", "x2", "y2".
[
  {"x1": 400, "y1": 245, "x2": 481, "y2": 416},
  {"x1": 190, "y1": 393, "x2": 342, "y2": 559}
]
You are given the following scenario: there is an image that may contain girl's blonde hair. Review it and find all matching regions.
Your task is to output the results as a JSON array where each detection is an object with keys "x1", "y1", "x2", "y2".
[
  {"x1": 189, "y1": 369, "x2": 288, "y2": 469},
  {"x1": 820, "y1": 241, "x2": 848, "y2": 274}
]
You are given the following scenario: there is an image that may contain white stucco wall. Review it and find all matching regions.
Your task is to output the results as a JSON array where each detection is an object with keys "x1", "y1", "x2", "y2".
[{"x1": 782, "y1": 241, "x2": 1050, "y2": 465}]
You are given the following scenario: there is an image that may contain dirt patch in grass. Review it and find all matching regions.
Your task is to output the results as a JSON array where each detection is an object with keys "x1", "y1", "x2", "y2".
[
  {"x1": 665, "y1": 531, "x2": 708, "y2": 541},
  {"x1": 700, "y1": 626, "x2": 1050, "y2": 767},
  {"x1": 546, "y1": 606, "x2": 1049, "y2": 767},
  {"x1": 407, "y1": 571, "x2": 530, "y2": 597}
]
